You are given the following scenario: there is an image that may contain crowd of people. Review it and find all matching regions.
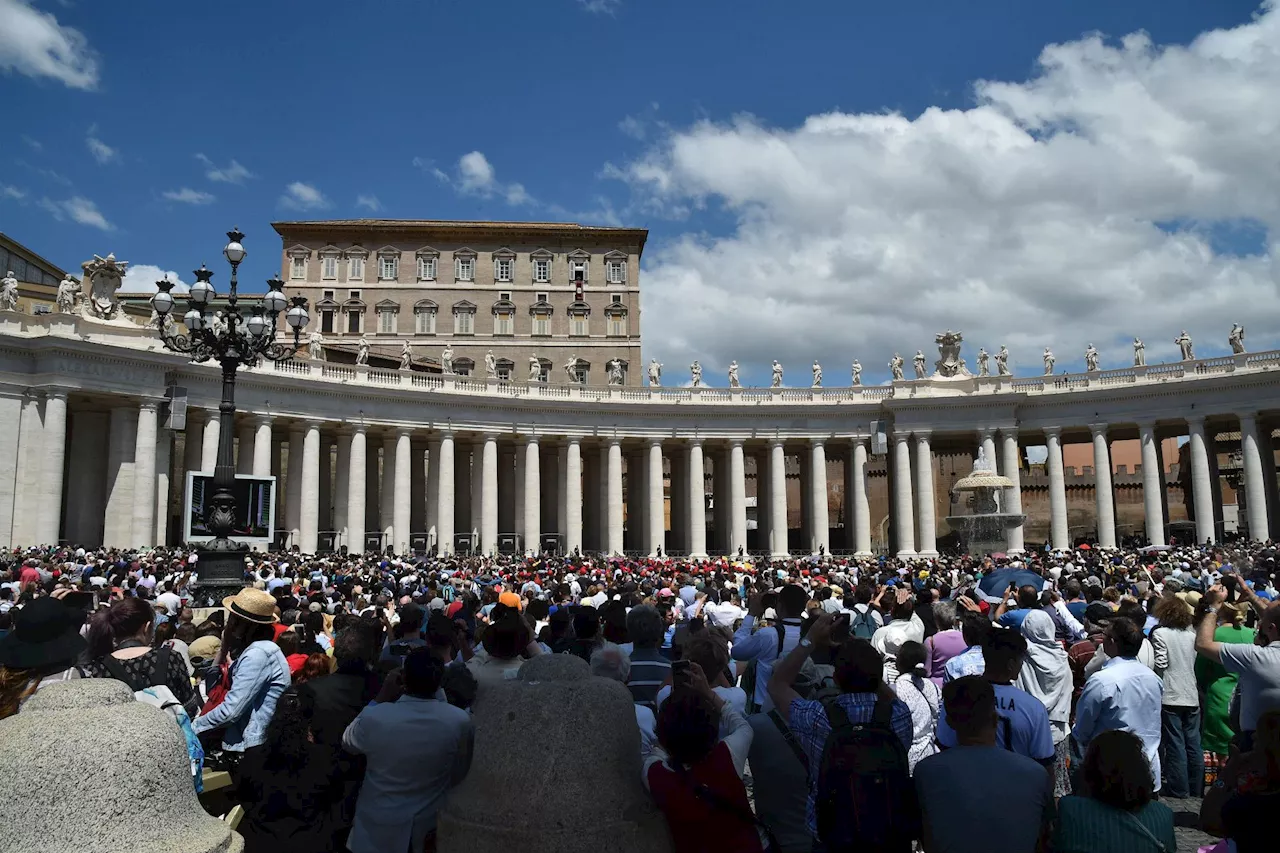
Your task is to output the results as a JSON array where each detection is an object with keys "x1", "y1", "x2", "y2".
[{"x1": 2, "y1": 538, "x2": 1280, "y2": 853}]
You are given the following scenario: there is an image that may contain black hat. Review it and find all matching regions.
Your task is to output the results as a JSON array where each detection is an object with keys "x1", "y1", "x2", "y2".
[{"x1": 0, "y1": 597, "x2": 87, "y2": 669}]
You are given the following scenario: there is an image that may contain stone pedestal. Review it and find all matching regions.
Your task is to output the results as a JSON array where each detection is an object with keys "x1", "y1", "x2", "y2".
[
  {"x1": 0, "y1": 679, "x2": 243, "y2": 853},
  {"x1": 437, "y1": 654, "x2": 673, "y2": 853}
]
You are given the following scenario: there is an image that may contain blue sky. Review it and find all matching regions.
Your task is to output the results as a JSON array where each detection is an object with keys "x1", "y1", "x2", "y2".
[{"x1": 2, "y1": 0, "x2": 1276, "y2": 384}]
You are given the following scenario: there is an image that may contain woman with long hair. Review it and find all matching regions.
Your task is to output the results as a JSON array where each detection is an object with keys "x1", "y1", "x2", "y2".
[
  {"x1": 83, "y1": 597, "x2": 194, "y2": 708},
  {"x1": 1150, "y1": 595, "x2": 1202, "y2": 797}
]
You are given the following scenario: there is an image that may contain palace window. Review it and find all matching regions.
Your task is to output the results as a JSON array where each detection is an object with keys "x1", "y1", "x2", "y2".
[
  {"x1": 454, "y1": 250, "x2": 477, "y2": 282},
  {"x1": 453, "y1": 301, "x2": 476, "y2": 335},
  {"x1": 414, "y1": 300, "x2": 438, "y2": 335},
  {"x1": 605, "y1": 296, "x2": 627, "y2": 337},
  {"x1": 347, "y1": 310, "x2": 362, "y2": 334},
  {"x1": 534, "y1": 257, "x2": 551, "y2": 283},
  {"x1": 376, "y1": 301, "x2": 399, "y2": 334},
  {"x1": 417, "y1": 255, "x2": 437, "y2": 281},
  {"x1": 571, "y1": 315, "x2": 588, "y2": 337},
  {"x1": 453, "y1": 358, "x2": 474, "y2": 376},
  {"x1": 320, "y1": 310, "x2": 334, "y2": 334},
  {"x1": 495, "y1": 359, "x2": 514, "y2": 382},
  {"x1": 606, "y1": 259, "x2": 626, "y2": 283},
  {"x1": 495, "y1": 258, "x2": 512, "y2": 282},
  {"x1": 530, "y1": 297, "x2": 553, "y2": 337},
  {"x1": 321, "y1": 254, "x2": 338, "y2": 280},
  {"x1": 378, "y1": 251, "x2": 399, "y2": 281},
  {"x1": 347, "y1": 254, "x2": 365, "y2": 282},
  {"x1": 570, "y1": 259, "x2": 587, "y2": 283},
  {"x1": 290, "y1": 255, "x2": 306, "y2": 280}
]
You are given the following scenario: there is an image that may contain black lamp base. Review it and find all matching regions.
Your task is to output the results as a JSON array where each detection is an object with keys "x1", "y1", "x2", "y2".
[{"x1": 192, "y1": 538, "x2": 249, "y2": 608}]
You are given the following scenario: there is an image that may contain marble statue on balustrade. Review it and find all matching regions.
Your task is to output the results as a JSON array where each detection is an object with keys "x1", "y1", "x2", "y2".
[
  {"x1": 309, "y1": 330, "x2": 325, "y2": 361},
  {"x1": 0, "y1": 271, "x2": 17, "y2": 312},
  {"x1": 608, "y1": 358, "x2": 624, "y2": 386},
  {"x1": 1229, "y1": 323, "x2": 1246, "y2": 354},
  {"x1": 484, "y1": 349, "x2": 497, "y2": 379},
  {"x1": 440, "y1": 343, "x2": 453, "y2": 374},
  {"x1": 977, "y1": 348, "x2": 990, "y2": 377},
  {"x1": 1084, "y1": 344, "x2": 1099, "y2": 372},
  {"x1": 148, "y1": 306, "x2": 175, "y2": 337},
  {"x1": 771, "y1": 360, "x2": 783, "y2": 387},
  {"x1": 728, "y1": 361, "x2": 740, "y2": 388},
  {"x1": 566, "y1": 354, "x2": 582, "y2": 382},
  {"x1": 80, "y1": 253, "x2": 128, "y2": 321},
  {"x1": 56, "y1": 274, "x2": 80, "y2": 314},
  {"x1": 851, "y1": 360, "x2": 862, "y2": 386},
  {"x1": 529, "y1": 354, "x2": 542, "y2": 382},
  {"x1": 933, "y1": 330, "x2": 970, "y2": 377},
  {"x1": 812, "y1": 360, "x2": 822, "y2": 387},
  {"x1": 1176, "y1": 330, "x2": 1195, "y2": 361},
  {"x1": 690, "y1": 360, "x2": 703, "y2": 387},
  {"x1": 648, "y1": 358, "x2": 662, "y2": 387},
  {"x1": 402, "y1": 341, "x2": 415, "y2": 370},
  {"x1": 1133, "y1": 337, "x2": 1145, "y2": 366},
  {"x1": 209, "y1": 311, "x2": 228, "y2": 339},
  {"x1": 356, "y1": 334, "x2": 370, "y2": 366},
  {"x1": 1043, "y1": 347, "x2": 1055, "y2": 375},
  {"x1": 889, "y1": 353, "x2": 905, "y2": 381},
  {"x1": 913, "y1": 350, "x2": 927, "y2": 379},
  {"x1": 996, "y1": 345, "x2": 1011, "y2": 376}
]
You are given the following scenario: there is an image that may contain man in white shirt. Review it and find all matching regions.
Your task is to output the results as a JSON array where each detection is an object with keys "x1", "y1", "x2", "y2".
[{"x1": 155, "y1": 583, "x2": 182, "y2": 617}]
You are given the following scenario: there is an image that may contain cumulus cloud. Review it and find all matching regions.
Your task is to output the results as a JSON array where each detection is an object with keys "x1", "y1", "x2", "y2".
[
  {"x1": 86, "y1": 125, "x2": 117, "y2": 164},
  {"x1": 614, "y1": 3, "x2": 1280, "y2": 384},
  {"x1": 162, "y1": 187, "x2": 215, "y2": 205},
  {"x1": 37, "y1": 195, "x2": 113, "y2": 230},
  {"x1": 278, "y1": 181, "x2": 330, "y2": 211},
  {"x1": 195, "y1": 153, "x2": 253, "y2": 184},
  {"x1": 0, "y1": 0, "x2": 99, "y2": 90},
  {"x1": 429, "y1": 151, "x2": 533, "y2": 206},
  {"x1": 356, "y1": 193, "x2": 382, "y2": 212},
  {"x1": 122, "y1": 264, "x2": 189, "y2": 295}
]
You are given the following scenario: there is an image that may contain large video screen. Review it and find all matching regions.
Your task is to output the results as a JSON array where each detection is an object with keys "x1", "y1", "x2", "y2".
[{"x1": 184, "y1": 473, "x2": 276, "y2": 542}]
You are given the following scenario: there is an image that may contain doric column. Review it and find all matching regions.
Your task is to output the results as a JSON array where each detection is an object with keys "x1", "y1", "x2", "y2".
[
  {"x1": 1258, "y1": 425, "x2": 1280, "y2": 542},
  {"x1": 334, "y1": 430, "x2": 351, "y2": 549},
  {"x1": 523, "y1": 437, "x2": 540, "y2": 555},
  {"x1": 915, "y1": 431, "x2": 937, "y2": 557},
  {"x1": 252, "y1": 416, "x2": 272, "y2": 478},
  {"x1": 1137, "y1": 422, "x2": 1165, "y2": 546},
  {"x1": 37, "y1": 391, "x2": 69, "y2": 546},
  {"x1": 1090, "y1": 423, "x2": 1117, "y2": 548},
  {"x1": 566, "y1": 438, "x2": 583, "y2": 554},
  {"x1": 381, "y1": 435, "x2": 397, "y2": 546},
  {"x1": 201, "y1": 411, "x2": 220, "y2": 473},
  {"x1": 1044, "y1": 427, "x2": 1069, "y2": 550},
  {"x1": 286, "y1": 426, "x2": 304, "y2": 546},
  {"x1": 851, "y1": 438, "x2": 872, "y2": 555},
  {"x1": 729, "y1": 439, "x2": 748, "y2": 556},
  {"x1": 480, "y1": 432, "x2": 499, "y2": 555},
  {"x1": 607, "y1": 440, "x2": 624, "y2": 555},
  {"x1": 103, "y1": 405, "x2": 136, "y2": 548},
  {"x1": 1239, "y1": 414, "x2": 1271, "y2": 541},
  {"x1": 155, "y1": 429, "x2": 171, "y2": 546},
  {"x1": 347, "y1": 426, "x2": 367, "y2": 553},
  {"x1": 299, "y1": 421, "x2": 321, "y2": 553},
  {"x1": 810, "y1": 439, "x2": 829, "y2": 554},
  {"x1": 999, "y1": 430, "x2": 1025, "y2": 553},
  {"x1": 237, "y1": 424, "x2": 254, "y2": 475},
  {"x1": 393, "y1": 429, "x2": 412, "y2": 554},
  {"x1": 436, "y1": 431, "x2": 456, "y2": 555},
  {"x1": 892, "y1": 431, "x2": 916, "y2": 557},
  {"x1": 687, "y1": 440, "x2": 708, "y2": 558},
  {"x1": 768, "y1": 440, "x2": 788, "y2": 557},
  {"x1": 1187, "y1": 417, "x2": 1217, "y2": 545},
  {"x1": 426, "y1": 438, "x2": 440, "y2": 547},
  {"x1": 131, "y1": 400, "x2": 159, "y2": 548},
  {"x1": 648, "y1": 438, "x2": 665, "y2": 556}
]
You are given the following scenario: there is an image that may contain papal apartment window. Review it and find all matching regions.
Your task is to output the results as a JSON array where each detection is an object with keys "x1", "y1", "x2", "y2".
[
  {"x1": 571, "y1": 260, "x2": 587, "y2": 283},
  {"x1": 347, "y1": 310, "x2": 362, "y2": 334},
  {"x1": 378, "y1": 309, "x2": 397, "y2": 334},
  {"x1": 322, "y1": 256, "x2": 338, "y2": 280},
  {"x1": 348, "y1": 256, "x2": 365, "y2": 281},
  {"x1": 415, "y1": 309, "x2": 436, "y2": 335},
  {"x1": 454, "y1": 311, "x2": 474, "y2": 335},
  {"x1": 379, "y1": 255, "x2": 398, "y2": 281},
  {"x1": 320, "y1": 310, "x2": 335, "y2": 334},
  {"x1": 495, "y1": 258, "x2": 513, "y2": 282},
  {"x1": 606, "y1": 260, "x2": 626, "y2": 284},
  {"x1": 417, "y1": 256, "x2": 437, "y2": 281},
  {"x1": 534, "y1": 258, "x2": 551, "y2": 283},
  {"x1": 290, "y1": 256, "x2": 306, "y2": 280},
  {"x1": 455, "y1": 257, "x2": 475, "y2": 282}
]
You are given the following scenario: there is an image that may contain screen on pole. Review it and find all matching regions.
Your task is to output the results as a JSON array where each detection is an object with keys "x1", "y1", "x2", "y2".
[{"x1": 184, "y1": 472, "x2": 276, "y2": 542}]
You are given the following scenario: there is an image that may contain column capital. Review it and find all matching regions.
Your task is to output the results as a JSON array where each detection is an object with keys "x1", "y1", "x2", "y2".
[
  {"x1": 686, "y1": 437, "x2": 704, "y2": 448},
  {"x1": 913, "y1": 430, "x2": 932, "y2": 442},
  {"x1": 43, "y1": 389, "x2": 70, "y2": 402},
  {"x1": 768, "y1": 437, "x2": 786, "y2": 449},
  {"x1": 565, "y1": 435, "x2": 582, "y2": 446},
  {"x1": 647, "y1": 436, "x2": 664, "y2": 448},
  {"x1": 137, "y1": 399, "x2": 160, "y2": 412},
  {"x1": 1088, "y1": 422, "x2": 1109, "y2": 438},
  {"x1": 976, "y1": 426, "x2": 996, "y2": 440},
  {"x1": 729, "y1": 437, "x2": 745, "y2": 448},
  {"x1": 1238, "y1": 412, "x2": 1259, "y2": 426},
  {"x1": 397, "y1": 426, "x2": 415, "y2": 439},
  {"x1": 1135, "y1": 419, "x2": 1157, "y2": 431},
  {"x1": 350, "y1": 423, "x2": 369, "y2": 435},
  {"x1": 304, "y1": 418, "x2": 324, "y2": 428},
  {"x1": 809, "y1": 437, "x2": 825, "y2": 448},
  {"x1": 253, "y1": 413, "x2": 273, "y2": 427},
  {"x1": 1186, "y1": 414, "x2": 1206, "y2": 428},
  {"x1": 606, "y1": 437, "x2": 622, "y2": 447},
  {"x1": 524, "y1": 434, "x2": 539, "y2": 445},
  {"x1": 1043, "y1": 426, "x2": 1062, "y2": 439}
]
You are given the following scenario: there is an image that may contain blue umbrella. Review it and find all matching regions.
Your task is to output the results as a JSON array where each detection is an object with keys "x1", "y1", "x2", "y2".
[{"x1": 977, "y1": 568, "x2": 1047, "y2": 601}]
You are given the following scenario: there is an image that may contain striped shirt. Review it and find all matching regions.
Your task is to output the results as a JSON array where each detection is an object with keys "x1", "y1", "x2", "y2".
[
  {"x1": 628, "y1": 647, "x2": 671, "y2": 712},
  {"x1": 1050, "y1": 796, "x2": 1175, "y2": 853}
]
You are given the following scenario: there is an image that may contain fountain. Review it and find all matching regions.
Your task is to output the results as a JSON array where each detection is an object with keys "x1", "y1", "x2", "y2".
[{"x1": 946, "y1": 447, "x2": 1026, "y2": 555}]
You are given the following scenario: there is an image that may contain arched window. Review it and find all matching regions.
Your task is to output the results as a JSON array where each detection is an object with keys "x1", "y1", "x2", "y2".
[
  {"x1": 452, "y1": 300, "x2": 476, "y2": 335},
  {"x1": 530, "y1": 298, "x2": 553, "y2": 337},
  {"x1": 413, "y1": 299, "x2": 438, "y2": 335},
  {"x1": 492, "y1": 298, "x2": 516, "y2": 336},
  {"x1": 568, "y1": 300, "x2": 590, "y2": 337}
]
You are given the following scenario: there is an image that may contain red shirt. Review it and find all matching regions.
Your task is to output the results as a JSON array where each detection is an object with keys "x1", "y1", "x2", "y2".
[
  {"x1": 19, "y1": 567, "x2": 40, "y2": 587},
  {"x1": 646, "y1": 742, "x2": 763, "y2": 853}
]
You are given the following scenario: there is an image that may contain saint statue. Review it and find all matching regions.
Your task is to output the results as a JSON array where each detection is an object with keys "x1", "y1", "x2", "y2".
[
  {"x1": 690, "y1": 360, "x2": 703, "y2": 387},
  {"x1": 728, "y1": 361, "x2": 740, "y2": 388},
  {"x1": 648, "y1": 358, "x2": 662, "y2": 387},
  {"x1": 484, "y1": 349, "x2": 497, "y2": 379},
  {"x1": 812, "y1": 360, "x2": 823, "y2": 387},
  {"x1": 608, "y1": 359, "x2": 624, "y2": 386},
  {"x1": 0, "y1": 271, "x2": 17, "y2": 312},
  {"x1": 528, "y1": 354, "x2": 542, "y2": 382},
  {"x1": 889, "y1": 353, "x2": 904, "y2": 381},
  {"x1": 356, "y1": 334, "x2": 370, "y2": 366},
  {"x1": 770, "y1": 360, "x2": 783, "y2": 388},
  {"x1": 440, "y1": 343, "x2": 454, "y2": 374},
  {"x1": 1043, "y1": 347, "x2": 1055, "y2": 375},
  {"x1": 851, "y1": 360, "x2": 862, "y2": 386},
  {"x1": 1084, "y1": 344, "x2": 1099, "y2": 372},
  {"x1": 1175, "y1": 330, "x2": 1194, "y2": 361},
  {"x1": 1133, "y1": 337, "x2": 1145, "y2": 367},
  {"x1": 209, "y1": 311, "x2": 228, "y2": 339},
  {"x1": 566, "y1": 354, "x2": 581, "y2": 383},
  {"x1": 1229, "y1": 323, "x2": 1246, "y2": 354},
  {"x1": 308, "y1": 330, "x2": 325, "y2": 361},
  {"x1": 976, "y1": 348, "x2": 990, "y2": 377},
  {"x1": 995, "y1": 345, "x2": 1010, "y2": 376},
  {"x1": 400, "y1": 341, "x2": 413, "y2": 370},
  {"x1": 912, "y1": 350, "x2": 927, "y2": 379},
  {"x1": 55, "y1": 275, "x2": 80, "y2": 314}
]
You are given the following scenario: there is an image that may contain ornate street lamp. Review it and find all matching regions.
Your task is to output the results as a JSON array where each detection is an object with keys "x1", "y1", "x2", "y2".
[{"x1": 151, "y1": 228, "x2": 309, "y2": 605}]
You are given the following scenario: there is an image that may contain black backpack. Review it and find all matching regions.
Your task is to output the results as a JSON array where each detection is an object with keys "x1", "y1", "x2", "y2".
[{"x1": 814, "y1": 695, "x2": 918, "y2": 853}]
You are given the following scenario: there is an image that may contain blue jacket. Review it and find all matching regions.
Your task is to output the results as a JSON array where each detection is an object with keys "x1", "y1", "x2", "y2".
[{"x1": 193, "y1": 640, "x2": 290, "y2": 752}]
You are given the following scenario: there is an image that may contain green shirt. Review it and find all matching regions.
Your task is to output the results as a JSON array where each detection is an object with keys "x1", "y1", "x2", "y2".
[{"x1": 1051, "y1": 796, "x2": 1175, "y2": 853}]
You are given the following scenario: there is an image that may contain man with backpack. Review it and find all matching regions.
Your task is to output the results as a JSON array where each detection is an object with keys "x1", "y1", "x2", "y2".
[
  {"x1": 732, "y1": 584, "x2": 809, "y2": 714},
  {"x1": 768, "y1": 611, "x2": 917, "y2": 853}
]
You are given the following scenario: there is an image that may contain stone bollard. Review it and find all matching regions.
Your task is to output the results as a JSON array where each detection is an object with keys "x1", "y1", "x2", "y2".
[
  {"x1": 437, "y1": 654, "x2": 673, "y2": 853},
  {"x1": 0, "y1": 679, "x2": 243, "y2": 853}
]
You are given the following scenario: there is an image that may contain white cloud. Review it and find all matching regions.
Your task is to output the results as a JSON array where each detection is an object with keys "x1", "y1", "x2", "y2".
[
  {"x1": 616, "y1": 3, "x2": 1280, "y2": 384},
  {"x1": 278, "y1": 181, "x2": 330, "y2": 211},
  {"x1": 0, "y1": 0, "x2": 99, "y2": 90},
  {"x1": 1, "y1": 184, "x2": 25, "y2": 201},
  {"x1": 431, "y1": 150, "x2": 534, "y2": 206},
  {"x1": 161, "y1": 187, "x2": 215, "y2": 205},
  {"x1": 21, "y1": 135, "x2": 41, "y2": 151},
  {"x1": 122, "y1": 264, "x2": 189, "y2": 295},
  {"x1": 576, "y1": 0, "x2": 622, "y2": 14},
  {"x1": 195, "y1": 153, "x2": 253, "y2": 184},
  {"x1": 618, "y1": 115, "x2": 646, "y2": 140},
  {"x1": 356, "y1": 193, "x2": 382, "y2": 212},
  {"x1": 37, "y1": 195, "x2": 112, "y2": 230},
  {"x1": 86, "y1": 125, "x2": 117, "y2": 164}
]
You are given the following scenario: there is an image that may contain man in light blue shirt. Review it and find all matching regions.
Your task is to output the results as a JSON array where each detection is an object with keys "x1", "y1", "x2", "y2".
[
  {"x1": 1072, "y1": 615, "x2": 1164, "y2": 789},
  {"x1": 731, "y1": 584, "x2": 809, "y2": 713}
]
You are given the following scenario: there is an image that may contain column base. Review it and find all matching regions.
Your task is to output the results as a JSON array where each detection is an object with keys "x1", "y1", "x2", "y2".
[{"x1": 896, "y1": 550, "x2": 918, "y2": 559}]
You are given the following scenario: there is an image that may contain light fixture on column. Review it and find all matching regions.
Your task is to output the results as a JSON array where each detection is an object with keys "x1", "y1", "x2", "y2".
[{"x1": 149, "y1": 228, "x2": 309, "y2": 605}]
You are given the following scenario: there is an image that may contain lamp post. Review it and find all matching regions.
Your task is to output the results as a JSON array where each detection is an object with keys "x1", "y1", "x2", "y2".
[{"x1": 151, "y1": 228, "x2": 309, "y2": 605}]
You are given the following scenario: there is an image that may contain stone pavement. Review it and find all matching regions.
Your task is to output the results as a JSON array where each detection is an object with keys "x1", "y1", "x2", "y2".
[{"x1": 1165, "y1": 796, "x2": 1215, "y2": 853}]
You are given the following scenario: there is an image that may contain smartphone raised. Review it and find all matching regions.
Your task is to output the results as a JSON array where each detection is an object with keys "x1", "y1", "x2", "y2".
[{"x1": 62, "y1": 591, "x2": 97, "y2": 612}]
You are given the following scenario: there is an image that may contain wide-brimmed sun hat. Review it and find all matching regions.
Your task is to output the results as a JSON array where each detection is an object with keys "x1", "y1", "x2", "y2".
[
  {"x1": 221, "y1": 588, "x2": 279, "y2": 624},
  {"x1": 0, "y1": 596, "x2": 87, "y2": 669}
]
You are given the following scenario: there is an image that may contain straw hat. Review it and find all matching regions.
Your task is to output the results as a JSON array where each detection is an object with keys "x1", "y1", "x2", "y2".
[{"x1": 221, "y1": 588, "x2": 279, "y2": 624}]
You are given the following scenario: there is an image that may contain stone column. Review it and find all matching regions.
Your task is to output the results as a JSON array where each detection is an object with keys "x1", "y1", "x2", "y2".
[
  {"x1": 810, "y1": 439, "x2": 829, "y2": 554},
  {"x1": 1089, "y1": 423, "x2": 1117, "y2": 548},
  {"x1": 1258, "y1": 426, "x2": 1280, "y2": 543},
  {"x1": 999, "y1": 430, "x2": 1025, "y2": 553},
  {"x1": 607, "y1": 440, "x2": 624, "y2": 555},
  {"x1": 103, "y1": 406, "x2": 137, "y2": 548},
  {"x1": 915, "y1": 432, "x2": 937, "y2": 557},
  {"x1": 797, "y1": 448, "x2": 811, "y2": 549},
  {"x1": 1239, "y1": 414, "x2": 1271, "y2": 541},
  {"x1": 426, "y1": 438, "x2": 440, "y2": 548},
  {"x1": 334, "y1": 430, "x2": 351, "y2": 549},
  {"x1": 299, "y1": 421, "x2": 321, "y2": 554},
  {"x1": 480, "y1": 433, "x2": 499, "y2": 555},
  {"x1": 131, "y1": 401, "x2": 159, "y2": 548},
  {"x1": 200, "y1": 411, "x2": 220, "y2": 473},
  {"x1": 1137, "y1": 422, "x2": 1165, "y2": 546},
  {"x1": 566, "y1": 438, "x2": 583, "y2": 554},
  {"x1": 37, "y1": 391, "x2": 69, "y2": 546},
  {"x1": 391, "y1": 429, "x2": 411, "y2": 554},
  {"x1": 892, "y1": 431, "x2": 915, "y2": 557},
  {"x1": 729, "y1": 439, "x2": 747, "y2": 556},
  {"x1": 252, "y1": 416, "x2": 272, "y2": 478},
  {"x1": 436, "y1": 432, "x2": 455, "y2": 555},
  {"x1": 381, "y1": 435, "x2": 397, "y2": 546},
  {"x1": 523, "y1": 437, "x2": 540, "y2": 555},
  {"x1": 154, "y1": 429, "x2": 171, "y2": 546},
  {"x1": 236, "y1": 424, "x2": 254, "y2": 475},
  {"x1": 648, "y1": 439, "x2": 665, "y2": 556},
  {"x1": 347, "y1": 426, "x2": 367, "y2": 554},
  {"x1": 182, "y1": 410, "x2": 204, "y2": 485},
  {"x1": 1044, "y1": 427, "x2": 1069, "y2": 550},
  {"x1": 286, "y1": 426, "x2": 304, "y2": 547},
  {"x1": 766, "y1": 440, "x2": 788, "y2": 557},
  {"x1": 687, "y1": 440, "x2": 708, "y2": 558},
  {"x1": 850, "y1": 438, "x2": 872, "y2": 555},
  {"x1": 1187, "y1": 417, "x2": 1216, "y2": 545}
]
